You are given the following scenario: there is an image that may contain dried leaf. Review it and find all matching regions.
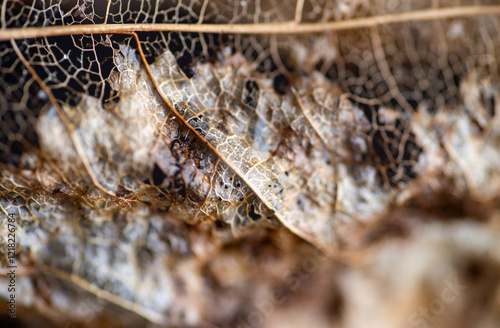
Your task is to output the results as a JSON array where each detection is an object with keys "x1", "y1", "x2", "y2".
[{"x1": 1, "y1": 0, "x2": 500, "y2": 327}]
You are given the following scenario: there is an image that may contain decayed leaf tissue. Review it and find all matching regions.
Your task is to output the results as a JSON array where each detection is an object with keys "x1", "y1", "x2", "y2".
[{"x1": 1, "y1": 0, "x2": 500, "y2": 327}]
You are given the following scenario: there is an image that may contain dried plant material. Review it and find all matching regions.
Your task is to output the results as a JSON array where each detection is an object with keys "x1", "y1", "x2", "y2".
[{"x1": 0, "y1": 0, "x2": 499, "y2": 327}]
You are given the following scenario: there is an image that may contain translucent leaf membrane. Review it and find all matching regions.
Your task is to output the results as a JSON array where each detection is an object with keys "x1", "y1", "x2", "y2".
[{"x1": 1, "y1": 0, "x2": 500, "y2": 327}]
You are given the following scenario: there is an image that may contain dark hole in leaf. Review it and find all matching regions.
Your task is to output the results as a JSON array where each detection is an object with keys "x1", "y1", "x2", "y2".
[
  {"x1": 249, "y1": 204, "x2": 261, "y2": 221},
  {"x1": 152, "y1": 164, "x2": 166, "y2": 186},
  {"x1": 273, "y1": 73, "x2": 290, "y2": 95},
  {"x1": 214, "y1": 220, "x2": 227, "y2": 229},
  {"x1": 485, "y1": 93, "x2": 496, "y2": 118}
]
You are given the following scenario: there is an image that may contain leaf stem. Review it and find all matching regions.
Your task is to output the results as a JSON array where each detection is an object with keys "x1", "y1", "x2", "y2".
[{"x1": 0, "y1": 6, "x2": 499, "y2": 41}]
